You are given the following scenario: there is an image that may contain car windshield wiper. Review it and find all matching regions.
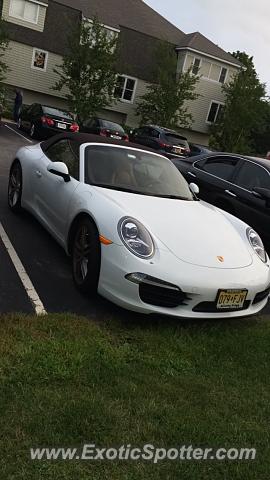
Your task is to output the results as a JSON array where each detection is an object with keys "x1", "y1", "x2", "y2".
[
  {"x1": 91, "y1": 184, "x2": 194, "y2": 200},
  {"x1": 153, "y1": 194, "x2": 193, "y2": 200},
  {"x1": 91, "y1": 183, "x2": 154, "y2": 196}
]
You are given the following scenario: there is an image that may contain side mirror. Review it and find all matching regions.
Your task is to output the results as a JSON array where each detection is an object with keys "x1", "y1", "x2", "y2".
[
  {"x1": 189, "y1": 182, "x2": 200, "y2": 195},
  {"x1": 47, "y1": 162, "x2": 70, "y2": 183}
]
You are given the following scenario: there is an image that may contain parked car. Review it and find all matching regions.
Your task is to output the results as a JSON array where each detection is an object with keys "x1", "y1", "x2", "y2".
[
  {"x1": 80, "y1": 117, "x2": 129, "y2": 141},
  {"x1": 18, "y1": 104, "x2": 79, "y2": 139},
  {"x1": 189, "y1": 142, "x2": 212, "y2": 156},
  {"x1": 7, "y1": 133, "x2": 270, "y2": 318},
  {"x1": 129, "y1": 125, "x2": 190, "y2": 159},
  {"x1": 172, "y1": 152, "x2": 270, "y2": 251}
]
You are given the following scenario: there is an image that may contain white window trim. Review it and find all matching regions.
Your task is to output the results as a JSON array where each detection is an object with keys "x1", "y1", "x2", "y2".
[
  {"x1": 176, "y1": 47, "x2": 241, "y2": 69},
  {"x1": 197, "y1": 62, "x2": 228, "y2": 84},
  {"x1": 31, "y1": 48, "x2": 48, "y2": 72},
  {"x1": 84, "y1": 17, "x2": 120, "y2": 33},
  {"x1": 206, "y1": 100, "x2": 224, "y2": 124},
  {"x1": 115, "y1": 75, "x2": 138, "y2": 104},
  {"x1": 219, "y1": 67, "x2": 228, "y2": 84},
  {"x1": 9, "y1": 0, "x2": 40, "y2": 25},
  {"x1": 192, "y1": 57, "x2": 201, "y2": 75}
]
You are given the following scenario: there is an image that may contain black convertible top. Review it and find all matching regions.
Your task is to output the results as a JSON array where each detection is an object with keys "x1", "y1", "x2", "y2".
[{"x1": 41, "y1": 132, "x2": 155, "y2": 154}]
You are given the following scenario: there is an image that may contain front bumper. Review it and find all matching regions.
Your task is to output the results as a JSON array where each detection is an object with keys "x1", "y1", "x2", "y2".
[{"x1": 98, "y1": 244, "x2": 270, "y2": 318}]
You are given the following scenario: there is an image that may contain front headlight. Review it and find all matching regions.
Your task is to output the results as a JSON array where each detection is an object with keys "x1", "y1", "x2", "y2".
[
  {"x1": 118, "y1": 217, "x2": 155, "y2": 259},
  {"x1": 246, "y1": 228, "x2": 267, "y2": 263}
]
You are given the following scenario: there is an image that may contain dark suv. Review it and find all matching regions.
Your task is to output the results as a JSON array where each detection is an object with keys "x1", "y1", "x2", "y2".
[{"x1": 129, "y1": 125, "x2": 190, "y2": 158}]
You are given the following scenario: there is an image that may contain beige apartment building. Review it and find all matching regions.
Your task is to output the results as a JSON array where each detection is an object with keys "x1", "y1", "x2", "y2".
[{"x1": 0, "y1": 0, "x2": 242, "y2": 144}]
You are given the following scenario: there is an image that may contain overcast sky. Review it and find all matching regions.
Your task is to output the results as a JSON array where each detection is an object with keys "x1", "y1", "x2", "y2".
[{"x1": 144, "y1": 0, "x2": 269, "y2": 93}]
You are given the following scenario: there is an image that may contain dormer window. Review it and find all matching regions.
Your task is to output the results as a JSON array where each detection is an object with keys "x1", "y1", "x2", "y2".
[
  {"x1": 219, "y1": 67, "x2": 227, "y2": 84},
  {"x1": 192, "y1": 58, "x2": 201, "y2": 75},
  {"x1": 9, "y1": 0, "x2": 39, "y2": 24}
]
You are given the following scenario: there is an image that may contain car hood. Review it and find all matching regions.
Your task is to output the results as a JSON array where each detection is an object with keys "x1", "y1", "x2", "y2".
[{"x1": 97, "y1": 188, "x2": 252, "y2": 268}]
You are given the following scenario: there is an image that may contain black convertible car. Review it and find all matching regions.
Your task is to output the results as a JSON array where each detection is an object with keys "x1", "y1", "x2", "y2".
[{"x1": 172, "y1": 153, "x2": 270, "y2": 251}]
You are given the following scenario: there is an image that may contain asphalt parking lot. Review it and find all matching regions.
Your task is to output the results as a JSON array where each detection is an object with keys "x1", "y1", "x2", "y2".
[
  {"x1": 0, "y1": 123, "x2": 128, "y2": 318},
  {"x1": 0, "y1": 122, "x2": 269, "y2": 318}
]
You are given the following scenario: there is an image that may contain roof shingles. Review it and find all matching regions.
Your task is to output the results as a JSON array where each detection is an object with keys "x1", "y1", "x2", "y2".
[
  {"x1": 176, "y1": 31, "x2": 242, "y2": 67},
  {"x1": 55, "y1": 0, "x2": 184, "y2": 44}
]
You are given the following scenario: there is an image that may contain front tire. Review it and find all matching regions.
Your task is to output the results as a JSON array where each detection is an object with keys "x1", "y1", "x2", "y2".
[
  {"x1": 8, "y1": 161, "x2": 23, "y2": 213},
  {"x1": 71, "y1": 218, "x2": 101, "y2": 295}
]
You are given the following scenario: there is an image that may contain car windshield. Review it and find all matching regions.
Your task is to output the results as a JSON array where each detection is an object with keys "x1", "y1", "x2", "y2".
[
  {"x1": 165, "y1": 133, "x2": 188, "y2": 147},
  {"x1": 84, "y1": 145, "x2": 194, "y2": 200},
  {"x1": 42, "y1": 107, "x2": 73, "y2": 119},
  {"x1": 100, "y1": 120, "x2": 124, "y2": 132}
]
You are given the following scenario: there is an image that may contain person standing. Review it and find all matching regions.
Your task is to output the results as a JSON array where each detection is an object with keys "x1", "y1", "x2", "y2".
[
  {"x1": 266, "y1": 151, "x2": 270, "y2": 160},
  {"x1": 13, "y1": 89, "x2": 23, "y2": 123}
]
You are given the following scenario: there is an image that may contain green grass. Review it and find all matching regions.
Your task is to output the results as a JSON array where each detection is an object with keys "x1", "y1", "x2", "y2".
[{"x1": 0, "y1": 313, "x2": 270, "y2": 479}]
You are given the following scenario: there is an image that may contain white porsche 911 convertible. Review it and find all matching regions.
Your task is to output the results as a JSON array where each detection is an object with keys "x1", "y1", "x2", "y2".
[{"x1": 8, "y1": 133, "x2": 270, "y2": 318}]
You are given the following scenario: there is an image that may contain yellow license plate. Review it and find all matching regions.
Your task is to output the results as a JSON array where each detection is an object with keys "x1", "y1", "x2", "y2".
[{"x1": 216, "y1": 289, "x2": 248, "y2": 309}]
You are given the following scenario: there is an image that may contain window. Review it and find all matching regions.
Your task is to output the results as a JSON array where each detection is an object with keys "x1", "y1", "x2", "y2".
[
  {"x1": 219, "y1": 67, "x2": 227, "y2": 84},
  {"x1": 100, "y1": 119, "x2": 124, "y2": 132},
  {"x1": 206, "y1": 101, "x2": 224, "y2": 123},
  {"x1": 114, "y1": 75, "x2": 137, "y2": 103},
  {"x1": 164, "y1": 133, "x2": 189, "y2": 148},
  {"x1": 234, "y1": 162, "x2": 270, "y2": 191},
  {"x1": 10, "y1": 0, "x2": 39, "y2": 24},
  {"x1": 83, "y1": 19, "x2": 119, "y2": 46},
  {"x1": 46, "y1": 140, "x2": 79, "y2": 180},
  {"x1": 31, "y1": 48, "x2": 48, "y2": 71},
  {"x1": 84, "y1": 145, "x2": 193, "y2": 200},
  {"x1": 192, "y1": 58, "x2": 201, "y2": 75},
  {"x1": 149, "y1": 128, "x2": 160, "y2": 138},
  {"x1": 42, "y1": 106, "x2": 73, "y2": 120},
  {"x1": 196, "y1": 156, "x2": 240, "y2": 181}
]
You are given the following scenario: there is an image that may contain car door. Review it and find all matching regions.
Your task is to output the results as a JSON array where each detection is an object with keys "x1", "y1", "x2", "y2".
[
  {"x1": 131, "y1": 127, "x2": 150, "y2": 147},
  {"x1": 33, "y1": 138, "x2": 80, "y2": 244},
  {"x1": 191, "y1": 155, "x2": 243, "y2": 208},
  {"x1": 147, "y1": 128, "x2": 160, "y2": 149},
  {"x1": 231, "y1": 160, "x2": 270, "y2": 243}
]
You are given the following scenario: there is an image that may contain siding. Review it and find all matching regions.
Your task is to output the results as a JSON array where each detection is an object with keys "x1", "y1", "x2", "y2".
[
  {"x1": 105, "y1": 79, "x2": 149, "y2": 127},
  {"x1": 184, "y1": 77, "x2": 226, "y2": 134},
  {"x1": 2, "y1": 40, "x2": 67, "y2": 97},
  {"x1": 2, "y1": 0, "x2": 47, "y2": 32},
  {"x1": 176, "y1": 51, "x2": 239, "y2": 136},
  {"x1": 3, "y1": 40, "x2": 148, "y2": 127},
  {"x1": 2, "y1": 1, "x2": 81, "y2": 56}
]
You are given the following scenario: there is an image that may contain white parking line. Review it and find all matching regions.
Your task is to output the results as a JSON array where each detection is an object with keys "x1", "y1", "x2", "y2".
[
  {"x1": 4, "y1": 124, "x2": 33, "y2": 144},
  {"x1": 0, "y1": 222, "x2": 47, "y2": 315}
]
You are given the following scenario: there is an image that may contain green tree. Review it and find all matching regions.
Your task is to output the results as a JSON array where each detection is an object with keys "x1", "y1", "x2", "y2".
[
  {"x1": 210, "y1": 51, "x2": 267, "y2": 154},
  {"x1": 53, "y1": 17, "x2": 119, "y2": 122},
  {"x1": 250, "y1": 101, "x2": 270, "y2": 156},
  {"x1": 136, "y1": 42, "x2": 199, "y2": 129},
  {"x1": 0, "y1": 17, "x2": 9, "y2": 104}
]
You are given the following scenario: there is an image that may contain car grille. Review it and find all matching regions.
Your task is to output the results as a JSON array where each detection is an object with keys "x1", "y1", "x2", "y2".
[
  {"x1": 253, "y1": 286, "x2": 270, "y2": 305},
  {"x1": 139, "y1": 283, "x2": 188, "y2": 308},
  {"x1": 193, "y1": 301, "x2": 250, "y2": 313}
]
